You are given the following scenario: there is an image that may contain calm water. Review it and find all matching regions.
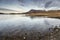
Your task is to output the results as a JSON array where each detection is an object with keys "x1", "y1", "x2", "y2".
[{"x1": 0, "y1": 15, "x2": 60, "y2": 34}]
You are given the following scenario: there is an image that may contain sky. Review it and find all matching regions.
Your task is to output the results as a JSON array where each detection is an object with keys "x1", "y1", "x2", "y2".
[{"x1": 0, "y1": 0, "x2": 60, "y2": 13}]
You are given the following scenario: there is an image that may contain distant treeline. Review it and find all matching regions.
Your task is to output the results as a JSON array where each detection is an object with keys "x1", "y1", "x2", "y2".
[
  {"x1": 0, "y1": 13, "x2": 26, "y2": 15},
  {"x1": 0, "y1": 13, "x2": 5, "y2": 14}
]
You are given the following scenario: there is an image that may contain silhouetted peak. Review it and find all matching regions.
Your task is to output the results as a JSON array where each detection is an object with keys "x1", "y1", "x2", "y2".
[
  {"x1": 28, "y1": 9, "x2": 60, "y2": 13},
  {"x1": 29, "y1": 9, "x2": 45, "y2": 13}
]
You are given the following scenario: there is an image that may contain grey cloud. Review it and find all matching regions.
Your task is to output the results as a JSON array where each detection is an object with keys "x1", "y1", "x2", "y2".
[{"x1": 45, "y1": 1, "x2": 53, "y2": 8}]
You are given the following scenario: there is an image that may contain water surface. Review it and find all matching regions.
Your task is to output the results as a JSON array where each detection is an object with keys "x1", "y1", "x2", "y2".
[{"x1": 0, "y1": 15, "x2": 60, "y2": 35}]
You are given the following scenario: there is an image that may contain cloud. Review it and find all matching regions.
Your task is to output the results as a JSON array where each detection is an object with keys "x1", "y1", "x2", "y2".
[
  {"x1": 0, "y1": 8, "x2": 20, "y2": 13},
  {"x1": 0, "y1": 8, "x2": 20, "y2": 12},
  {"x1": 45, "y1": 1, "x2": 52, "y2": 8},
  {"x1": 18, "y1": 0, "x2": 60, "y2": 9},
  {"x1": 1, "y1": 0, "x2": 60, "y2": 12}
]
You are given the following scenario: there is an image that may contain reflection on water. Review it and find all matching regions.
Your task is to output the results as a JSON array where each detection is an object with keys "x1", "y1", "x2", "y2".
[{"x1": 0, "y1": 15, "x2": 60, "y2": 33}]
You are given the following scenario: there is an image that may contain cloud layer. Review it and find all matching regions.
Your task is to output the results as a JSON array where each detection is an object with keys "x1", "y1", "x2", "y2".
[
  {"x1": 0, "y1": 0, "x2": 60, "y2": 12},
  {"x1": 18, "y1": 0, "x2": 60, "y2": 10}
]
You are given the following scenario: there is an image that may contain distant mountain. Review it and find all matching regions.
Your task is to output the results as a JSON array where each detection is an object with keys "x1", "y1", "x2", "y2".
[
  {"x1": 28, "y1": 9, "x2": 46, "y2": 13},
  {"x1": 25, "y1": 9, "x2": 60, "y2": 18},
  {"x1": 27, "y1": 9, "x2": 60, "y2": 13}
]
